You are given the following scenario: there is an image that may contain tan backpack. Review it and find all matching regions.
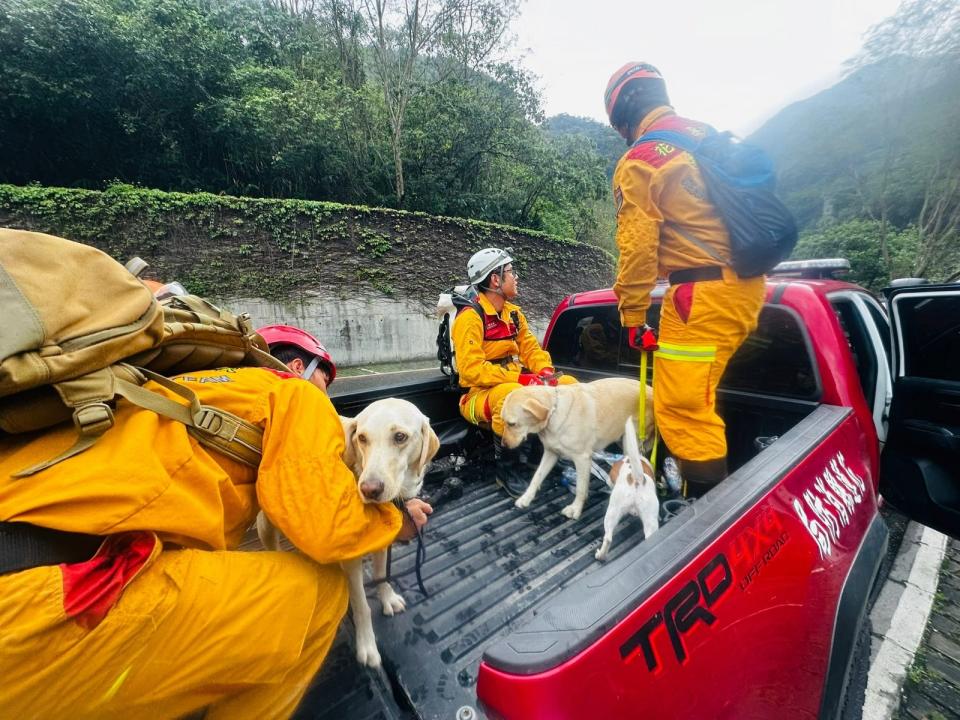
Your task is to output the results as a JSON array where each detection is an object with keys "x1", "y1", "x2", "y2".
[{"x1": 0, "y1": 228, "x2": 288, "y2": 477}]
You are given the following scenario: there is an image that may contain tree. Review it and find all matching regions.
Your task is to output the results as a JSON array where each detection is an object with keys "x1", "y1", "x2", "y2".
[
  {"x1": 839, "y1": 0, "x2": 960, "y2": 281},
  {"x1": 793, "y1": 220, "x2": 919, "y2": 291},
  {"x1": 913, "y1": 156, "x2": 960, "y2": 278},
  {"x1": 356, "y1": 0, "x2": 519, "y2": 205},
  {"x1": 0, "y1": 0, "x2": 617, "y2": 248},
  {"x1": 847, "y1": 0, "x2": 960, "y2": 73}
]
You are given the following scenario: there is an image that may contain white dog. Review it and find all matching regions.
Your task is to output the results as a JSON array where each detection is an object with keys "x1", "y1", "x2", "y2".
[
  {"x1": 257, "y1": 398, "x2": 439, "y2": 668},
  {"x1": 595, "y1": 416, "x2": 660, "y2": 561},
  {"x1": 501, "y1": 377, "x2": 652, "y2": 520}
]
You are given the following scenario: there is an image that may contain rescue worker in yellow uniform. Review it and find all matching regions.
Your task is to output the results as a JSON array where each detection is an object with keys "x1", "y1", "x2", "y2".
[
  {"x1": 451, "y1": 247, "x2": 577, "y2": 497},
  {"x1": 604, "y1": 62, "x2": 766, "y2": 496},
  {"x1": 0, "y1": 328, "x2": 426, "y2": 719}
]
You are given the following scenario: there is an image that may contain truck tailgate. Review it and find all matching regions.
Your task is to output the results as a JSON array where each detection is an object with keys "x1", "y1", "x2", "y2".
[{"x1": 294, "y1": 471, "x2": 649, "y2": 719}]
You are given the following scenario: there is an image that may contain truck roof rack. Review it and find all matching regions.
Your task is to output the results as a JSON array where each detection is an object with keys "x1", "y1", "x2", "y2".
[{"x1": 769, "y1": 258, "x2": 851, "y2": 280}]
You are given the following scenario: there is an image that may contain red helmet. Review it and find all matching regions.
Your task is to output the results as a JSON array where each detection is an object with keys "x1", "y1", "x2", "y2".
[
  {"x1": 604, "y1": 61, "x2": 664, "y2": 120},
  {"x1": 257, "y1": 324, "x2": 336, "y2": 384}
]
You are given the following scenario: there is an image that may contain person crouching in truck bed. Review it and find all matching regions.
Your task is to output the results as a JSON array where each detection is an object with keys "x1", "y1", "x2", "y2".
[
  {"x1": 0, "y1": 316, "x2": 424, "y2": 720},
  {"x1": 258, "y1": 323, "x2": 432, "y2": 529},
  {"x1": 451, "y1": 247, "x2": 577, "y2": 497}
]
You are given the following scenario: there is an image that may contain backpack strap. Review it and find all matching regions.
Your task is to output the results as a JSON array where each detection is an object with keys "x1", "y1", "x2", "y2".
[
  {"x1": 633, "y1": 129, "x2": 703, "y2": 152},
  {"x1": 667, "y1": 222, "x2": 729, "y2": 267},
  {"x1": 117, "y1": 368, "x2": 263, "y2": 469},
  {"x1": 13, "y1": 366, "x2": 263, "y2": 478},
  {"x1": 12, "y1": 369, "x2": 120, "y2": 477},
  {"x1": 633, "y1": 129, "x2": 730, "y2": 269}
]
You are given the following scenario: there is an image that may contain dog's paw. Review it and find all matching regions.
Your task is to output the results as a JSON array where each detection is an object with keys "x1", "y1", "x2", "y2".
[
  {"x1": 355, "y1": 638, "x2": 382, "y2": 668},
  {"x1": 595, "y1": 539, "x2": 610, "y2": 561},
  {"x1": 514, "y1": 493, "x2": 533, "y2": 509},
  {"x1": 379, "y1": 585, "x2": 407, "y2": 616},
  {"x1": 560, "y1": 502, "x2": 583, "y2": 520}
]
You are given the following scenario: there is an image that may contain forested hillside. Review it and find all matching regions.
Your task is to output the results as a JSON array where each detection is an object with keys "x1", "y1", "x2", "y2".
[
  {"x1": 0, "y1": 0, "x2": 609, "y2": 245},
  {"x1": 0, "y1": 183, "x2": 613, "y2": 319},
  {"x1": 749, "y1": 0, "x2": 960, "y2": 287},
  {"x1": 1, "y1": 0, "x2": 957, "y2": 289}
]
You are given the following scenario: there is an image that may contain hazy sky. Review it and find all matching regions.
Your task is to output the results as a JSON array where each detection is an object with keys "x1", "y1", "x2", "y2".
[{"x1": 513, "y1": 0, "x2": 903, "y2": 135}]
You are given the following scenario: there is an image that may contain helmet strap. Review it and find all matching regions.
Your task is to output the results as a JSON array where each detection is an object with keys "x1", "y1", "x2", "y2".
[{"x1": 301, "y1": 355, "x2": 322, "y2": 380}]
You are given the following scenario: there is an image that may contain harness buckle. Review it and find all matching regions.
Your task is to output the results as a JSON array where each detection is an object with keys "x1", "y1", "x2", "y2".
[{"x1": 73, "y1": 402, "x2": 114, "y2": 437}]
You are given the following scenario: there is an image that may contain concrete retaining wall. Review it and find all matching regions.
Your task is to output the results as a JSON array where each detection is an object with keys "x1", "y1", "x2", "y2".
[{"x1": 230, "y1": 291, "x2": 549, "y2": 367}]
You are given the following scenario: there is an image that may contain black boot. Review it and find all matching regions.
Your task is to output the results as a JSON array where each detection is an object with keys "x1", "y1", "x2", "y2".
[
  {"x1": 493, "y1": 434, "x2": 531, "y2": 498},
  {"x1": 680, "y1": 457, "x2": 728, "y2": 498}
]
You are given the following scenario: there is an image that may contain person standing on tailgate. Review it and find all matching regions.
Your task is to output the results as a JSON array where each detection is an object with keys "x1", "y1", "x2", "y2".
[{"x1": 603, "y1": 62, "x2": 765, "y2": 496}]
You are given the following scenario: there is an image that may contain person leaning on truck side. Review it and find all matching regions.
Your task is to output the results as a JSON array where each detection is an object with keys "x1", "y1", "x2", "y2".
[
  {"x1": 259, "y1": 323, "x2": 338, "y2": 392},
  {"x1": 0, "y1": 310, "x2": 424, "y2": 720},
  {"x1": 258, "y1": 323, "x2": 433, "y2": 526},
  {"x1": 451, "y1": 247, "x2": 577, "y2": 498},
  {"x1": 603, "y1": 62, "x2": 766, "y2": 496}
]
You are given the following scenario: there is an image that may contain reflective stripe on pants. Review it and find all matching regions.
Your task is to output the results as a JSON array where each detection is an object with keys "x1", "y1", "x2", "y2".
[{"x1": 654, "y1": 272, "x2": 765, "y2": 462}]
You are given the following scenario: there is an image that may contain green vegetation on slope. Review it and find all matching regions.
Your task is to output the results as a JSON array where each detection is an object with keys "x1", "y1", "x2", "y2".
[
  {"x1": 0, "y1": 183, "x2": 614, "y2": 317},
  {"x1": 0, "y1": 0, "x2": 610, "y2": 247}
]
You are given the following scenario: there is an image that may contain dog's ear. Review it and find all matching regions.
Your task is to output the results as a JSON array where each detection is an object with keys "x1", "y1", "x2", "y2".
[
  {"x1": 416, "y1": 415, "x2": 440, "y2": 475},
  {"x1": 521, "y1": 397, "x2": 550, "y2": 424},
  {"x1": 340, "y1": 416, "x2": 359, "y2": 472}
]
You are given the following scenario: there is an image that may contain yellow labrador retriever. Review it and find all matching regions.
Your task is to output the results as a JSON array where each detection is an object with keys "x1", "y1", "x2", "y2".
[
  {"x1": 501, "y1": 377, "x2": 653, "y2": 520},
  {"x1": 258, "y1": 398, "x2": 440, "y2": 668}
]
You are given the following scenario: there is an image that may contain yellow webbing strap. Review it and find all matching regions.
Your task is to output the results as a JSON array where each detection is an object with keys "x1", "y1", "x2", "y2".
[
  {"x1": 638, "y1": 350, "x2": 659, "y2": 470},
  {"x1": 639, "y1": 349, "x2": 647, "y2": 444}
]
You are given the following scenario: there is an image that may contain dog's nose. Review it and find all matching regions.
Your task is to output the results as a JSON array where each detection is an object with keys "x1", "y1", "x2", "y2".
[{"x1": 360, "y1": 479, "x2": 384, "y2": 500}]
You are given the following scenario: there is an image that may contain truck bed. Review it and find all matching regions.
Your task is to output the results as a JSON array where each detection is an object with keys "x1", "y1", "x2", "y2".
[
  {"x1": 291, "y1": 369, "x2": 820, "y2": 718},
  {"x1": 294, "y1": 467, "x2": 648, "y2": 720}
]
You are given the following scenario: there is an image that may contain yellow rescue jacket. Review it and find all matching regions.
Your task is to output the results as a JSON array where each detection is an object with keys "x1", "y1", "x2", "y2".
[
  {"x1": 451, "y1": 293, "x2": 553, "y2": 389},
  {"x1": 613, "y1": 105, "x2": 733, "y2": 326},
  {"x1": 0, "y1": 367, "x2": 401, "y2": 564}
]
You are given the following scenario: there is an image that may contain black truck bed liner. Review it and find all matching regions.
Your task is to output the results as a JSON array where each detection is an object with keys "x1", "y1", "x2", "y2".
[{"x1": 294, "y1": 471, "x2": 648, "y2": 720}]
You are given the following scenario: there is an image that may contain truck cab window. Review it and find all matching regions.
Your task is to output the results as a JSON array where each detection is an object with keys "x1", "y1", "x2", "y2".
[
  {"x1": 895, "y1": 294, "x2": 960, "y2": 381},
  {"x1": 721, "y1": 307, "x2": 819, "y2": 399},
  {"x1": 863, "y1": 298, "x2": 891, "y2": 366},
  {"x1": 546, "y1": 305, "x2": 621, "y2": 372},
  {"x1": 831, "y1": 298, "x2": 879, "y2": 408}
]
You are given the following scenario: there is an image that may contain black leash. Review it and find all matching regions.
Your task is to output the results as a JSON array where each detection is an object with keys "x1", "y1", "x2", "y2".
[{"x1": 364, "y1": 500, "x2": 429, "y2": 597}]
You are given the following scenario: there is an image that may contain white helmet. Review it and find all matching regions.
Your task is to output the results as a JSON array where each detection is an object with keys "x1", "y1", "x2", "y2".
[{"x1": 467, "y1": 247, "x2": 513, "y2": 286}]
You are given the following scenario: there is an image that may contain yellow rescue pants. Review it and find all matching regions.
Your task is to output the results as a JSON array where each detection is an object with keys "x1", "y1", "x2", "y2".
[
  {"x1": 0, "y1": 548, "x2": 348, "y2": 720},
  {"x1": 460, "y1": 376, "x2": 578, "y2": 436},
  {"x1": 654, "y1": 269, "x2": 765, "y2": 462}
]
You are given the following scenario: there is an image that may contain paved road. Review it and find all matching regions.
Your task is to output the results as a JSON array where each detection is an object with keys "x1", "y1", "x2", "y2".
[{"x1": 896, "y1": 538, "x2": 960, "y2": 719}]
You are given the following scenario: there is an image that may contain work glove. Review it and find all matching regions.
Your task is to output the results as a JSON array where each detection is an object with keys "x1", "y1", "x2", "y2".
[
  {"x1": 518, "y1": 373, "x2": 544, "y2": 386},
  {"x1": 538, "y1": 367, "x2": 560, "y2": 386},
  {"x1": 628, "y1": 324, "x2": 659, "y2": 352}
]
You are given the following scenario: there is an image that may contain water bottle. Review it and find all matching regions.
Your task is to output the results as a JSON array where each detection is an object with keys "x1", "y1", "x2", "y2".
[
  {"x1": 662, "y1": 456, "x2": 682, "y2": 495},
  {"x1": 560, "y1": 463, "x2": 578, "y2": 493}
]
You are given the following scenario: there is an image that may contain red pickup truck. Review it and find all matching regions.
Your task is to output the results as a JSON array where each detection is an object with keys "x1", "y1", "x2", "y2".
[{"x1": 300, "y1": 261, "x2": 960, "y2": 720}]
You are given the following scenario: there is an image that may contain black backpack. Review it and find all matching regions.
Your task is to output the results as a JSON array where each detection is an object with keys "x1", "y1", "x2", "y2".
[{"x1": 636, "y1": 129, "x2": 798, "y2": 278}]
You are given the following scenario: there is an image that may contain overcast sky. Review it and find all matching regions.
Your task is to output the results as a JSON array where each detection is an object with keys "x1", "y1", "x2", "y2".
[{"x1": 512, "y1": 0, "x2": 903, "y2": 135}]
